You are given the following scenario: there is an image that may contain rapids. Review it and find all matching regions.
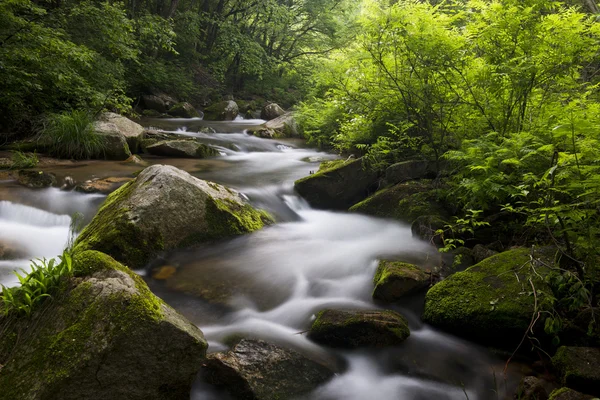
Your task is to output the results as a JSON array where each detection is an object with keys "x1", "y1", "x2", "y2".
[{"x1": 0, "y1": 118, "x2": 522, "y2": 399}]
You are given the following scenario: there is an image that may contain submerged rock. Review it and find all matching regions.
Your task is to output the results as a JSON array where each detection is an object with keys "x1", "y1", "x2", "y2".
[
  {"x1": 201, "y1": 339, "x2": 333, "y2": 400},
  {"x1": 308, "y1": 309, "x2": 410, "y2": 348},
  {"x1": 146, "y1": 140, "x2": 219, "y2": 158},
  {"x1": 97, "y1": 112, "x2": 145, "y2": 153},
  {"x1": 203, "y1": 100, "x2": 239, "y2": 121},
  {"x1": 548, "y1": 388, "x2": 595, "y2": 400},
  {"x1": 422, "y1": 247, "x2": 557, "y2": 347},
  {"x1": 295, "y1": 158, "x2": 379, "y2": 210},
  {"x1": 372, "y1": 261, "x2": 430, "y2": 302},
  {"x1": 0, "y1": 250, "x2": 207, "y2": 400},
  {"x1": 74, "y1": 165, "x2": 273, "y2": 269},
  {"x1": 16, "y1": 170, "x2": 56, "y2": 188},
  {"x1": 260, "y1": 103, "x2": 285, "y2": 120},
  {"x1": 552, "y1": 346, "x2": 600, "y2": 396},
  {"x1": 168, "y1": 102, "x2": 201, "y2": 118},
  {"x1": 349, "y1": 180, "x2": 448, "y2": 224}
]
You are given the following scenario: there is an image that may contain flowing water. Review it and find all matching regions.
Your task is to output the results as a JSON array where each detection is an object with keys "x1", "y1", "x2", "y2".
[{"x1": 0, "y1": 118, "x2": 524, "y2": 399}]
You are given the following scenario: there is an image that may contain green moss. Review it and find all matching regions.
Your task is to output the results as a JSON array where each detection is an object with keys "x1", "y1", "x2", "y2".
[
  {"x1": 73, "y1": 182, "x2": 165, "y2": 269},
  {"x1": 294, "y1": 159, "x2": 350, "y2": 185},
  {"x1": 422, "y1": 247, "x2": 556, "y2": 346}
]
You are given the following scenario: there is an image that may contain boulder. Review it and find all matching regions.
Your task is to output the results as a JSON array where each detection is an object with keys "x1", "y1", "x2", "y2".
[
  {"x1": 373, "y1": 261, "x2": 430, "y2": 302},
  {"x1": 249, "y1": 113, "x2": 299, "y2": 139},
  {"x1": 146, "y1": 140, "x2": 219, "y2": 159},
  {"x1": 260, "y1": 103, "x2": 286, "y2": 120},
  {"x1": 16, "y1": 170, "x2": 56, "y2": 188},
  {"x1": 97, "y1": 112, "x2": 145, "y2": 153},
  {"x1": 74, "y1": 165, "x2": 273, "y2": 269},
  {"x1": 422, "y1": 247, "x2": 557, "y2": 347},
  {"x1": 168, "y1": 102, "x2": 201, "y2": 118},
  {"x1": 385, "y1": 160, "x2": 437, "y2": 185},
  {"x1": 472, "y1": 244, "x2": 499, "y2": 264},
  {"x1": 349, "y1": 180, "x2": 448, "y2": 224},
  {"x1": 308, "y1": 309, "x2": 410, "y2": 348},
  {"x1": 410, "y1": 215, "x2": 446, "y2": 247},
  {"x1": 548, "y1": 388, "x2": 595, "y2": 400},
  {"x1": 201, "y1": 339, "x2": 333, "y2": 400},
  {"x1": 142, "y1": 94, "x2": 167, "y2": 113},
  {"x1": 75, "y1": 176, "x2": 133, "y2": 194},
  {"x1": 0, "y1": 250, "x2": 207, "y2": 400},
  {"x1": 295, "y1": 158, "x2": 379, "y2": 210},
  {"x1": 516, "y1": 376, "x2": 549, "y2": 400},
  {"x1": 203, "y1": 100, "x2": 239, "y2": 121},
  {"x1": 552, "y1": 346, "x2": 600, "y2": 396},
  {"x1": 92, "y1": 121, "x2": 132, "y2": 160}
]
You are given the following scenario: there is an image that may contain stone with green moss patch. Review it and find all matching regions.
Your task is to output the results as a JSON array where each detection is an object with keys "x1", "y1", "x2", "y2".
[
  {"x1": 294, "y1": 158, "x2": 379, "y2": 210},
  {"x1": 373, "y1": 261, "x2": 430, "y2": 302},
  {"x1": 308, "y1": 309, "x2": 410, "y2": 348},
  {"x1": 349, "y1": 180, "x2": 448, "y2": 224},
  {"x1": 168, "y1": 102, "x2": 201, "y2": 118},
  {"x1": 548, "y1": 387, "x2": 595, "y2": 400},
  {"x1": 552, "y1": 346, "x2": 600, "y2": 396},
  {"x1": 422, "y1": 247, "x2": 557, "y2": 347},
  {"x1": 0, "y1": 250, "x2": 207, "y2": 400},
  {"x1": 74, "y1": 165, "x2": 273, "y2": 269},
  {"x1": 146, "y1": 139, "x2": 219, "y2": 158}
]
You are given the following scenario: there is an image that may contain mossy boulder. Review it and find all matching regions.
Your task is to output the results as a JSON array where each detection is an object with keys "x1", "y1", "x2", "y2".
[
  {"x1": 97, "y1": 112, "x2": 145, "y2": 153},
  {"x1": 74, "y1": 165, "x2": 273, "y2": 269},
  {"x1": 146, "y1": 140, "x2": 219, "y2": 158},
  {"x1": 548, "y1": 388, "x2": 595, "y2": 400},
  {"x1": 308, "y1": 309, "x2": 410, "y2": 348},
  {"x1": 16, "y1": 170, "x2": 57, "y2": 188},
  {"x1": 295, "y1": 158, "x2": 379, "y2": 210},
  {"x1": 168, "y1": 102, "x2": 201, "y2": 118},
  {"x1": 552, "y1": 346, "x2": 600, "y2": 396},
  {"x1": 203, "y1": 100, "x2": 239, "y2": 121},
  {"x1": 349, "y1": 180, "x2": 448, "y2": 224},
  {"x1": 0, "y1": 250, "x2": 207, "y2": 400},
  {"x1": 373, "y1": 261, "x2": 430, "y2": 302},
  {"x1": 385, "y1": 160, "x2": 436, "y2": 185},
  {"x1": 422, "y1": 247, "x2": 557, "y2": 347},
  {"x1": 201, "y1": 339, "x2": 334, "y2": 400},
  {"x1": 260, "y1": 103, "x2": 285, "y2": 120}
]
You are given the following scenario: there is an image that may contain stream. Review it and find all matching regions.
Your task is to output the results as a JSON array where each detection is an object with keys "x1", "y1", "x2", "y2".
[{"x1": 0, "y1": 118, "x2": 524, "y2": 399}]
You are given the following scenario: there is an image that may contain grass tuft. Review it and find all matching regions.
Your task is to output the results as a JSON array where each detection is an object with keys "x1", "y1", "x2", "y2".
[{"x1": 10, "y1": 151, "x2": 39, "y2": 169}]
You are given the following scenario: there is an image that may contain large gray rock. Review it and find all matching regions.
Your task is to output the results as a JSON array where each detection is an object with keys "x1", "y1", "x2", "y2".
[
  {"x1": 201, "y1": 339, "x2": 333, "y2": 400},
  {"x1": 146, "y1": 140, "x2": 219, "y2": 159},
  {"x1": 203, "y1": 100, "x2": 239, "y2": 121},
  {"x1": 295, "y1": 158, "x2": 379, "y2": 210},
  {"x1": 74, "y1": 165, "x2": 273, "y2": 269},
  {"x1": 0, "y1": 250, "x2": 207, "y2": 400},
  {"x1": 553, "y1": 346, "x2": 600, "y2": 396},
  {"x1": 249, "y1": 113, "x2": 299, "y2": 139},
  {"x1": 260, "y1": 103, "x2": 285, "y2": 120},
  {"x1": 308, "y1": 309, "x2": 410, "y2": 348},
  {"x1": 373, "y1": 261, "x2": 430, "y2": 302},
  {"x1": 385, "y1": 160, "x2": 437, "y2": 185},
  {"x1": 142, "y1": 94, "x2": 167, "y2": 113},
  {"x1": 168, "y1": 102, "x2": 201, "y2": 118},
  {"x1": 92, "y1": 120, "x2": 132, "y2": 160},
  {"x1": 97, "y1": 112, "x2": 145, "y2": 153}
]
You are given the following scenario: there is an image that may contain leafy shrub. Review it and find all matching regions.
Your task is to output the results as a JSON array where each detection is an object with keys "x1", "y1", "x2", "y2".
[
  {"x1": 39, "y1": 110, "x2": 106, "y2": 160},
  {"x1": 10, "y1": 151, "x2": 39, "y2": 169}
]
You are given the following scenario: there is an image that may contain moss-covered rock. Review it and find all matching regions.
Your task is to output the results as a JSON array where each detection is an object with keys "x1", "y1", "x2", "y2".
[
  {"x1": 308, "y1": 309, "x2": 410, "y2": 348},
  {"x1": 146, "y1": 140, "x2": 219, "y2": 158},
  {"x1": 168, "y1": 102, "x2": 201, "y2": 118},
  {"x1": 260, "y1": 103, "x2": 285, "y2": 120},
  {"x1": 349, "y1": 180, "x2": 448, "y2": 224},
  {"x1": 74, "y1": 165, "x2": 273, "y2": 269},
  {"x1": 295, "y1": 158, "x2": 379, "y2": 210},
  {"x1": 422, "y1": 247, "x2": 557, "y2": 347},
  {"x1": 203, "y1": 100, "x2": 239, "y2": 121},
  {"x1": 0, "y1": 250, "x2": 207, "y2": 400},
  {"x1": 373, "y1": 261, "x2": 431, "y2": 302},
  {"x1": 548, "y1": 387, "x2": 595, "y2": 400},
  {"x1": 248, "y1": 113, "x2": 299, "y2": 138},
  {"x1": 385, "y1": 160, "x2": 436, "y2": 185},
  {"x1": 16, "y1": 170, "x2": 57, "y2": 188},
  {"x1": 201, "y1": 339, "x2": 334, "y2": 400},
  {"x1": 552, "y1": 346, "x2": 600, "y2": 396}
]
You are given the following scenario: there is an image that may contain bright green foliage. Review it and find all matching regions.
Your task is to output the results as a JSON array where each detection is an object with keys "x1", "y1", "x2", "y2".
[
  {"x1": 0, "y1": 252, "x2": 73, "y2": 317},
  {"x1": 10, "y1": 151, "x2": 38, "y2": 169},
  {"x1": 38, "y1": 110, "x2": 106, "y2": 160}
]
